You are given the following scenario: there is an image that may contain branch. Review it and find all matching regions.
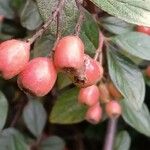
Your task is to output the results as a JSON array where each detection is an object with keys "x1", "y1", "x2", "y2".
[
  {"x1": 27, "y1": 0, "x2": 65, "y2": 44},
  {"x1": 74, "y1": 0, "x2": 84, "y2": 36},
  {"x1": 103, "y1": 118, "x2": 119, "y2": 150}
]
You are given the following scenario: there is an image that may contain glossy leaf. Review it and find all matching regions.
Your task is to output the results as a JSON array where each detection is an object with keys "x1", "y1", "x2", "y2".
[
  {"x1": 121, "y1": 100, "x2": 150, "y2": 137},
  {"x1": 0, "y1": 91, "x2": 8, "y2": 130},
  {"x1": 107, "y1": 49, "x2": 145, "y2": 110},
  {"x1": 50, "y1": 88, "x2": 87, "y2": 124},
  {"x1": 114, "y1": 130, "x2": 131, "y2": 150},
  {"x1": 112, "y1": 32, "x2": 150, "y2": 60},
  {"x1": 89, "y1": 0, "x2": 150, "y2": 26},
  {"x1": 23, "y1": 99, "x2": 47, "y2": 137}
]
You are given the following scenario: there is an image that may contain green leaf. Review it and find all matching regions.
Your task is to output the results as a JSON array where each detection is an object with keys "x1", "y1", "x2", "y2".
[
  {"x1": 40, "y1": 136, "x2": 65, "y2": 150},
  {"x1": 23, "y1": 99, "x2": 47, "y2": 137},
  {"x1": 33, "y1": 33, "x2": 56, "y2": 57},
  {"x1": 0, "y1": 91, "x2": 8, "y2": 130},
  {"x1": 112, "y1": 32, "x2": 150, "y2": 60},
  {"x1": 0, "y1": 0, "x2": 14, "y2": 19},
  {"x1": 0, "y1": 128, "x2": 28, "y2": 150},
  {"x1": 50, "y1": 88, "x2": 87, "y2": 124},
  {"x1": 101, "y1": 16, "x2": 134, "y2": 35},
  {"x1": 121, "y1": 100, "x2": 150, "y2": 137},
  {"x1": 90, "y1": 0, "x2": 150, "y2": 26},
  {"x1": 107, "y1": 49, "x2": 145, "y2": 110},
  {"x1": 20, "y1": 0, "x2": 43, "y2": 30},
  {"x1": 114, "y1": 131, "x2": 131, "y2": 150}
]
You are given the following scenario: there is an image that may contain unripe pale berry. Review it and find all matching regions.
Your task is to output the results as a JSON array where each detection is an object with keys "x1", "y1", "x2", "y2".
[
  {"x1": 78, "y1": 85, "x2": 100, "y2": 106},
  {"x1": 73, "y1": 54, "x2": 103, "y2": 87},
  {"x1": 85, "y1": 103, "x2": 102, "y2": 124},
  {"x1": 136, "y1": 26, "x2": 150, "y2": 35},
  {"x1": 145, "y1": 66, "x2": 150, "y2": 78},
  {"x1": 54, "y1": 36, "x2": 84, "y2": 72},
  {"x1": 107, "y1": 82, "x2": 122, "y2": 100},
  {"x1": 17, "y1": 57, "x2": 57, "y2": 97},
  {"x1": 99, "y1": 83, "x2": 110, "y2": 103},
  {"x1": 105, "y1": 100, "x2": 122, "y2": 118},
  {"x1": 0, "y1": 39, "x2": 30, "y2": 79}
]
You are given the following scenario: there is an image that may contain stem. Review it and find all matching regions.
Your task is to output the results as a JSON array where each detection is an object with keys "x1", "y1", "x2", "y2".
[
  {"x1": 27, "y1": 0, "x2": 65, "y2": 44},
  {"x1": 103, "y1": 118, "x2": 118, "y2": 150},
  {"x1": 74, "y1": 0, "x2": 84, "y2": 36},
  {"x1": 94, "y1": 31, "x2": 104, "y2": 63}
]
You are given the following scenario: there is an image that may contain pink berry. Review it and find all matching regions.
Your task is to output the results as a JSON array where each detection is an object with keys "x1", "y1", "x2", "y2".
[
  {"x1": 105, "y1": 100, "x2": 122, "y2": 118},
  {"x1": 136, "y1": 26, "x2": 150, "y2": 35},
  {"x1": 78, "y1": 85, "x2": 100, "y2": 106},
  {"x1": 0, "y1": 39, "x2": 30, "y2": 79},
  {"x1": 54, "y1": 36, "x2": 84, "y2": 72},
  {"x1": 17, "y1": 57, "x2": 57, "y2": 97},
  {"x1": 85, "y1": 103, "x2": 102, "y2": 124}
]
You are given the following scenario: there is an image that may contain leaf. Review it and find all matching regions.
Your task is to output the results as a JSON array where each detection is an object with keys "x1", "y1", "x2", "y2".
[
  {"x1": 101, "y1": 16, "x2": 134, "y2": 35},
  {"x1": 114, "y1": 131, "x2": 131, "y2": 150},
  {"x1": 121, "y1": 100, "x2": 150, "y2": 137},
  {"x1": 50, "y1": 88, "x2": 87, "y2": 124},
  {"x1": 112, "y1": 32, "x2": 150, "y2": 60},
  {"x1": 0, "y1": 128, "x2": 28, "y2": 150},
  {"x1": 20, "y1": 0, "x2": 43, "y2": 30},
  {"x1": 0, "y1": 91, "x2": 8, "y2": 130},
  {"x1": 144, "y1": 75, "x2": 150, "y2": 86},
  {"x1": 23, "y1": 99, "x2": 47, "y2": 137},
  {"x1": 107, "y1": 49, "x2": 145, "y2": 110},
  {"x1": 0, "y1": 0, "x2": 14, "y2": 19},
  {"x1": 40, "y1": 136, "x2": 65, "y2": 150},
  {"x1": 89, "y1": 0, "x2": 150, "y2": 26}
]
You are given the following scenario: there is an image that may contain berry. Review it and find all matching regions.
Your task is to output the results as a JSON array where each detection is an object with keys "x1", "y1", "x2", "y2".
[
  {"x1": 73, "y1": 54, "x2": 103, "y2": 87},
  {"x1": 54, "y1": 36, "x2": 84, "y2": 72},
  {"x1": 136, "y1": 26, "x2": 150, "y2": 35},
  {"x1": 107, "y1": 82, "x2": 122, "y2": 100},
  {"x1": 0, "y1": 39, "x2": 30, "y2": 79},
  {"x1": 78, "y1": 85, "x2": 100, "y2": 106},
  {"x1": 105, "y1": 100, "x2": 122, "y2": 118},
  {"x1": 145, "y1": 66, "x2": 150, "y2": 78},
  {"x1": 17, "y1": 57, "x2": 57, "y2": 97},
  {"x1": 99, "y1": 83, "x2": 110, "y2": 103},
  {"x1": 85, "y1": 103, "x2": 102, "y2": 124}
]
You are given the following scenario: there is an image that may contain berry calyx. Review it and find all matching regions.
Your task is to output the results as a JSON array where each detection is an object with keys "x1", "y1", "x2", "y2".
[
  {"x1": 105, "y1": 100, "x2": 122, "y2": 119},
  {"x1": 85, "y1": 103, "x2": 102, "y2": 124},
  {"x1": 78, "y1": 85, "x2": 100, "y2": 106},
  {"x1": 0, "y1": 39, "x2": 30, "y2": 79},
  {"x1": 73, "y1": 54, "x2": 103, "y2": 87},
  {"x1": 107, "y1": 82, "x2": 122, "y2": 100},
  {"x1": 136, "y1": 26, "x2": 150, "y2": 35},
  {"x1": 54, "y1": 35, "x2": 84, "y2": 72},
  {"x1": 99, "y1": 83, "x2": 110, "y2": 103},
  {"x1": 17, "y1": 57, "x2": 57, "y2": 97}
]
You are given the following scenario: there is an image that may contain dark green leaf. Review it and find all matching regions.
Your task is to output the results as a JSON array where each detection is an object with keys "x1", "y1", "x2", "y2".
[
  {"x1": 20, "y1": 0, "x2": 43, "y2": 30},
  {"x1": 112, "y1": 32, "x2": 150, "y2": 60},
  {"x1": 23, "y1": 99, "x2": 47, "y2": 137},
  {"x1": 121, "y1": 100, "x2": 150, "y2": 137},
  {"x1": 107, "y1": 49, "x2": 145, "y2": 110},
  {"x1": 40, "y1": 136, "x2": 65, "y2": 150},
  {"x1": 50, "y1": 88, "x2": 87, "y2": 124},
  {"x1": 114, "y1": 130, "x2": 131, "y2": 150},
  {"x1": 0, "y1": 128, "x2": 28, "y2": 150},
  {"x1": 0, "y1": 0, "x2": 14, "y2": 19},
  {"x1": 89, "y1": 0, "x2": 150, "y2": 26},
  {"x1": 0, "y1": 91, "x2": 8, "y2": 130},
  {"x1": 101, "y1": 16, "x2": 134, "y2": 35}
]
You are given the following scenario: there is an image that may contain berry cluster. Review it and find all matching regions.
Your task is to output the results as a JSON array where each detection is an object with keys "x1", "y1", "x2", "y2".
[{"x1": 0, "y1": 35, "x2": 122, "y2": 124}]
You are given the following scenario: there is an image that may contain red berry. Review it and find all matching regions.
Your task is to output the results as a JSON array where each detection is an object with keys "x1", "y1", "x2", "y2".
[
  {"x1": 136, "y1": 26, "x2": 150, "y2": 35},
  {"x1": 78, "y1": 85, "x2": 100, "y2": 106},
  {"x1": 105, "y1": 100, "x2": 122, "y2": 118},
  {"x1": 73, "y1": 54, "x2": 103, "y2": 87},
  {"x1": 0, "y1": 39, "x2": 30, "y2": 79},
  {"x1": 145, "y1": 66, "x2": 150, "y2": 78},
  {"x1": 85, "y1": 103, "x2": 102, "y2": 124},
  {"x1": 17, "y1": 57, "x2": 57, "y2": 97},
  {"x1": 54, "y1": 36, "x2": 84, "y2": 72}
]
